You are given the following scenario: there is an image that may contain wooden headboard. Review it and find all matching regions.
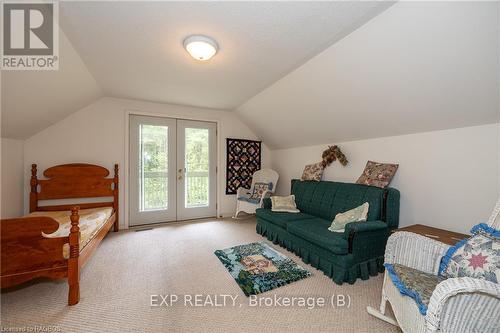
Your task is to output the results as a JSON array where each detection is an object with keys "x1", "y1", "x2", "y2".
[{"x1": 30, "y1": 163, "x2": 119, "y2": 213}]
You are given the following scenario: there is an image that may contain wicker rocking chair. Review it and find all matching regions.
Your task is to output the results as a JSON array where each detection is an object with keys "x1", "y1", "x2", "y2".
[
  {"x1": 367, "y1": 199, "x2": 500, "y2": 332},
  {"x1": 233, "y1": 169, "x2": 279, "y2": 219}
]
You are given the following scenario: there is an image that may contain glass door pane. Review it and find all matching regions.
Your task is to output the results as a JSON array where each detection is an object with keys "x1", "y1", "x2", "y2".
[
  {"x1": 140, "y1": 124, "x2": 168, "y2": 211},
  {"x1": 184, "y1": 127, "x2": 209, "y2": 208}
]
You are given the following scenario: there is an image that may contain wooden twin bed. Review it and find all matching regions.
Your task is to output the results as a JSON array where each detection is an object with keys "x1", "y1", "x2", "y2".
[{"x1": 1, "y1": 163, "x2": 119, "y2": 305}]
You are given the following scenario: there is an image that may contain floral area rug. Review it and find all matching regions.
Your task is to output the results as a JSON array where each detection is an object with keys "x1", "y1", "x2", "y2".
[{"x1": 214, "y1": 242, "x2": 311, "y2": 296}]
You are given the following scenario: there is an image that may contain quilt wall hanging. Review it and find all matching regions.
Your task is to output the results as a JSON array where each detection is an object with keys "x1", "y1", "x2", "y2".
[{"x1": 226, "y1": 138, "x2": 261, "y2": 194}]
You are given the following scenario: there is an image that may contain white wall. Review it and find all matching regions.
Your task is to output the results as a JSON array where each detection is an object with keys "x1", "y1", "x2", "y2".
[
  {"x1": 1, "y1": 138, "x2": 24, "y2": 218},
  {"x1": 2, "y1": 27, "x2": 102, "y2": 139},
  {"x1": 237, "y1": 1, "x2": 499, "y2": 149},
  {"x1": 24, "y1": 97, "x2": 271, "y2": 227},
  {"x1": 271, "y1": 124, "x2": 500, "y2": 234}
]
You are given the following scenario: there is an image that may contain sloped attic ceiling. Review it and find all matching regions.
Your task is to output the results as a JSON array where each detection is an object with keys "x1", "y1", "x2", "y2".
[
  {"x1": 58, "y1": 1, "x2": 394, "y2": 110},
  {"x1": 236, "y1": 2, "x2": 500, "y2": 149},
  {"x1": 1, "y1": 29, "x2": 102, "y2": 139},
  {"x1": 0, "y1": 1, "x2": 395, "y2": 140},
  {"x1": 5, "y1": 2, "x2": 497, "y2": 147}
]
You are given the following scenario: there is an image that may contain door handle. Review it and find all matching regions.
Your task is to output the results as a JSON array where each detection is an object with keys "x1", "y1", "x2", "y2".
[{"x1": 178, "y1": 168, "x2": 183, "y2": 180}]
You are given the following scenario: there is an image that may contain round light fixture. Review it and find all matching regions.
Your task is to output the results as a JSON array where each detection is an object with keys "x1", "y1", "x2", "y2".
[{"x1": 183, "y1": 35, "x2": 218, "y2": 61}]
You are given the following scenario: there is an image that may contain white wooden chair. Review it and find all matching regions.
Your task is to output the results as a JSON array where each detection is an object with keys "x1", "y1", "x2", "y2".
[
  {"x1": 233, "y1": 169, "x2": 279, "y2": 219},
  {"x1": 367, "y1": 198, "x2": 500, "y2": 332}
]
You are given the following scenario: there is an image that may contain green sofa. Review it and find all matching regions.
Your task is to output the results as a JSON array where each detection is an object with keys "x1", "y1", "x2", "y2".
[{"x1": 256, "y1": 179, "x2": 400, "y2": 284}]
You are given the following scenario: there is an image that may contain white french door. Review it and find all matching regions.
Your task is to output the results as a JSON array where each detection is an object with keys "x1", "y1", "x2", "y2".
[
  {"x1": 129, "y1": 115, "x2": 217, "y2": 226},
  {"x1": 129, "y1": 115, "x2": 177, "y2": 225},
  {"x1": 177, "y1": 120, "x2": 217, "y2": 220}
]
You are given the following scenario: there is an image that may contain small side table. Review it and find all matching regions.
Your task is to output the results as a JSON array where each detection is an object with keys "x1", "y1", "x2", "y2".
[{"x1": 391, "y1": 224, "x2": 468, "y2": 246}]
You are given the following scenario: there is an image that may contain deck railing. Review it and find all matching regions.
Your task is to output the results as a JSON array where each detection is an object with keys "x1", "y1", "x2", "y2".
[{"x1": 141, "y1": 170, "x2": 209, "y2": 210}]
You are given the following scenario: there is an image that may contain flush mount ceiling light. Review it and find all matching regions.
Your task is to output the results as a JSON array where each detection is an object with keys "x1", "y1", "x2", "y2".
[{"x1": 183, "y1": 35, "x2": 218, "y2": 61}]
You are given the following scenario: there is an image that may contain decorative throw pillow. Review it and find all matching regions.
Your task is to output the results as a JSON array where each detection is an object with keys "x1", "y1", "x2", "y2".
[
  {"x1": 301, "y1": 162, "x2": 324, "y2": 181},
  {"x1": 250, "y1": 182, "x2": 273, "y2": 200},
  {"x1": 356, "y1": 160, "x2": 399, "y2": 188},
  {"x1": 328, "y1": 203, "x2": 369, "y2": 233},
  {"x1": 439, "y1": 229, "x2": 499, "y2": 284},
  {"x1": 271, "y1": 195, "x2": 300, "y2": 213}
]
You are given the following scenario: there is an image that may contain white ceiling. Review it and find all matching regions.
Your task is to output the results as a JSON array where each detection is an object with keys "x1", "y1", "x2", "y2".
[
  {"x1": 1, "y1": 29, "x2": 102, "y2": 139},
  {"x1": 57, "y1": 1, "x2": 393, "y2": 111},
  {"x1": 4, "y1": 1, "x2": 497, "y2": 148},
  {"x1": 1, "y1": 1, "x2": 394, "y2": 139},
  {"x1": 237, "y1": 2, "x2": 500, "y2": 149}
]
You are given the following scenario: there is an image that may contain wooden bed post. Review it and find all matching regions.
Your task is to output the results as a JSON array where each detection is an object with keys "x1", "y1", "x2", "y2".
[
  {"x1": 113, "y1": 164, "x2": 119, "y2": 232},
  {"x1": 30, "y1": 164, "x2": 38, "y2": 213},
  {"x1": 68, "y1": 206, "x2": 80, "y2": 305}
]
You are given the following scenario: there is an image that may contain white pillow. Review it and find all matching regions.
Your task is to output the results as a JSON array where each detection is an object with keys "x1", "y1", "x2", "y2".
[
  {"x1": 271, "y1": 195, "x2": 300, "y2": 213},
  {"x1": 328, "y1": 203, "x2": 369, "y2": 233}
]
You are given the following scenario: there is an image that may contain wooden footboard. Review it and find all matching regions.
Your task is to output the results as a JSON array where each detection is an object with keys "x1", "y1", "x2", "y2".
[
  {"x1": 1, "y1": 216, "x2": 69, "y2": 287},
  {"x1": 1, "y1": 207, "x2": 82, "y2": 305}
]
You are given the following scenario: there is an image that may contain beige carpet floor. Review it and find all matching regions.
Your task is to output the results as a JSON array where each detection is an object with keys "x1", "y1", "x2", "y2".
[{"x1": 1, "y1": 217, "x2": 400, "y2": 333}]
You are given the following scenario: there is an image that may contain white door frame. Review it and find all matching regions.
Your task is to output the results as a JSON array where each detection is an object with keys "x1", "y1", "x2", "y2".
[{"x1": 124, "y1": 110, "x2": 221, "y2": 229}]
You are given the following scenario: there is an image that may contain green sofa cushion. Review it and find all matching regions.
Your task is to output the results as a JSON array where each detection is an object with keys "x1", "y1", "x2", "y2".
[
  {"x1": 291, "y1": 180, "x2": 385, "y2": 221},
  {"x1": 287, "y1": 219, "x2": 349, "y2": 255},
  {"x1": 256, "y1": 208, "x2": 316, "y2": 228}
]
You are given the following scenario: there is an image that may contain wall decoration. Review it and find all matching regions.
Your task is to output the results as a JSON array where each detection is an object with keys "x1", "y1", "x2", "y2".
[
  {"x1": 321, "y1": 145, "x2": 348, "y2": 168},
  {"x1": 226, "y1": 138, "x2": 261, "y2": 194}
]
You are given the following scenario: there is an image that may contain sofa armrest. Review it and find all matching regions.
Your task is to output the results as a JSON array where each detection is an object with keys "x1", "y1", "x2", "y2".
[
  {"x1": 343, "y1": 220, "x2": 387, "y2": 236},
  {"x1": 425, "y1": 277, "x2": 500, "y2": 333},
  {"x1": 343, "y1": 220, "x2": 389, "y2": 257},
  {"x1": 385, "y1": 231, "x2": 449, "y2": 275},
  {"x1": 385, "y1": 188, "x2": 400, "y2": 229},
  {"x1": 262, "y1": 197, "x2": 272, "y2": 209}
]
